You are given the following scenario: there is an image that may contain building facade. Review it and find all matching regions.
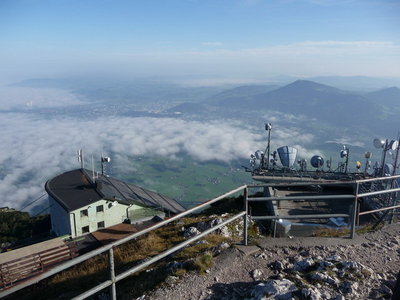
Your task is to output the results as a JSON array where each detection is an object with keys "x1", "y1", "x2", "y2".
[{"x1": 46, "y1": 169, "x2": 185, "y2": 238}]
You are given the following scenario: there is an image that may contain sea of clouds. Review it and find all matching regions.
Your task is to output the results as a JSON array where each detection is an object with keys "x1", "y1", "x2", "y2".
[{"x1": 0, "y1": 86, "x2": 320, "y2": 212}]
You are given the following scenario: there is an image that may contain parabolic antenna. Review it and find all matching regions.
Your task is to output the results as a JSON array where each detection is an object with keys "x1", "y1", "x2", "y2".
[
  {"x1": 389, "y1": 140, "x2": 399, "y2": 151},
  {"x1": 277, "y1": 146, "x2": 297, "y2": 168},
  {"x1": 373, "y1": 138, "x2": 385, "y2": 149},
  {"x1": 364, "y1": 152, "x2": 372, "y2": 159},
  {"x1": 255, "y1": 150, "x2": 264, "y2": 160},
  {"x1": 340, "y1": 149, "x2": 348, "y2": 158},
  {"x1": 310, "y1": 155, "x2": 324, "y2": 168}
]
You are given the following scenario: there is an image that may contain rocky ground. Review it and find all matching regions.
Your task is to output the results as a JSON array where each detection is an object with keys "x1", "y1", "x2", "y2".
[{"x1": 141, "y1": 222, "x2": 400, "y2": 300}]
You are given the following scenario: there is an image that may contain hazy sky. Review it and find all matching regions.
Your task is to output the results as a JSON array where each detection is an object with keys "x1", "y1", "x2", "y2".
[{"x1": 1, "y1": 0, "x2": 400, "y2": 83}]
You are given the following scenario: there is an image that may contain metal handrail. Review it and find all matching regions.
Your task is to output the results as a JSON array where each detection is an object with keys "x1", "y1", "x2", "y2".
[
  {"x1": 1, "y1": 175, "x2": 399, "y2": 299},
  {"x1": 0, "y1": 185, "x2": 247, "y2": 299}
]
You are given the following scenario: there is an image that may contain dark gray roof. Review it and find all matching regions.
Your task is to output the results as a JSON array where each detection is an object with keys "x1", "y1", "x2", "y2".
[{"x1": 45, "y1": 169, "x2": 185, "y2": 214}]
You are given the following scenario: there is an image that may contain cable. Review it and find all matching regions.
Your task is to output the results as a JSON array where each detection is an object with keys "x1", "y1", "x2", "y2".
[
  {"x1": 20, "y1": 193, "x2": 47, "y2": 211},
  {"x1": 33, "y1": 204, "x2": 53, "y2": 216}
]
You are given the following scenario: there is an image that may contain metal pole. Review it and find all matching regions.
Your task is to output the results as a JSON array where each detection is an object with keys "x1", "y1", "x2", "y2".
[
  {"x1": 266, "y1": 127, "x2": 271, "y2": 169},
  {"x1": 350, "y1": 183, "x2": 359, "y2": 239},
  {"x1": 381, "y1": 139, "x2": 388, "y2": 177},
  {"x1": 389, "y1": 144, "x2": 399, "y2": 223},
  {"x1": 243, "y1": 187, "x2": 248, "y2": 246},
  {"x1": 358, "y1": 203, "x2": 400, "y2": 216},
  {"x1": 109, "y1": 248, "x2": 116, "y2": 300}
]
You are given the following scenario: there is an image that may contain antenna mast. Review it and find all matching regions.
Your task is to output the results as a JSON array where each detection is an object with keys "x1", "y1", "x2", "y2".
[
  {"x1": 77, "y1": 149, "x2": 84, "y2": 169},
  {"x1": 91, "y1": 154, "x2": 95, "y2": 180},
  {"x1": 264, "y1": 123, "x2": 272, "y2": 169}
]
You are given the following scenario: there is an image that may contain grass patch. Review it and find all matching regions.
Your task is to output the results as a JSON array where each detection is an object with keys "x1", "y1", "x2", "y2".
[
  {"x1": 193, "y1": 252, "x2": 214, "y2": 274},
  {"x1": 174, "y1": 268, "x2": 187, "y2": 277},
  {"x1": 356, "y1": 222, "x2": 384, "y2": 234},
  {"x1": 7, "y1": 213, "x2": 240, "y2": 299},
  {"x1": 312, "y1": 227, "x2": 350, "y2": 237}
]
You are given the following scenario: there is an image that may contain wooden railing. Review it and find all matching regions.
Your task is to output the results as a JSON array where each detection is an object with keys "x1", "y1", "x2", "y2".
[{"x1": 0, "y1": 242, "x2": 78, "y2": 290}]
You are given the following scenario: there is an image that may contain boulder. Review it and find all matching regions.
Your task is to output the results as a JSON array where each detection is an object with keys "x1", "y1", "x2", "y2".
[{"x1": 251, "y1": 279, "x2": 298, "y2": 300}]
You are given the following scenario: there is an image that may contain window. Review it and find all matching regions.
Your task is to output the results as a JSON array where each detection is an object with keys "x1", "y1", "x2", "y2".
[
  {"x1": 80, "y1": 209, "x2": 88, "y2": 218},
  {"x1": 96, "y1": 205, "x2": 104, "y2": 213},
  {"x1": 82, "y1": 226, "x2": 89, "y2": 234},
  {"x1": 97, "y1": 221, "x2": 105, "y2": 229}
]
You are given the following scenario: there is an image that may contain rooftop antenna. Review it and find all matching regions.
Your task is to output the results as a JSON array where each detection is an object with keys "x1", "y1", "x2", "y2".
[
  {"x1": 340, "y1": 145, "x2": 349, "y2": 173},
  {"x1": 264, "y1": 122, "x2": 272, "y2": 169},
  {"x1": 101, "y1": 155, "x2": 111, "y2": 175},
  {"x1": 77, "y1": 149, "x2": 84, "y2": 169},
  {"x1": 91, "y1": 154, "x2": 95, "y2": 180},
  {"x1": 390, "y1": 139, "x2": 400, "y2": 175},
  {"x1": 326, "y1": 156, "x2": 332, "y2": 172},
  {"x1": 364, "y1": 151, "x2": 372, "y2": 174}
]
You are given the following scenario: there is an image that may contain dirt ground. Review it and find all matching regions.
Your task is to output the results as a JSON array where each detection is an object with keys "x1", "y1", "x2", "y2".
[{"x1": 142, "y1": 222, "x2": 400, "y2": 300}]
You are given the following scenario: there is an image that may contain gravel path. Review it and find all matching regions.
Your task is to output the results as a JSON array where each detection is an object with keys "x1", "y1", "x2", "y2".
[{"x1": 142, "y1": 223, "x2": 400, "y2": 300}]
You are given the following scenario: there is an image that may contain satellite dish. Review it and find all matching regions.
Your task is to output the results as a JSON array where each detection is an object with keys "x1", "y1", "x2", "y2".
[
  {"x1": 277, "y1": 146, "x2": 297, "y2": 168},
  {"x1": 255, "y1": 150, "x2": 264, "y2": 160},
  {"x1": 101, "y1": 156, "x2": 111, "y2": 163},
  {"x1": 265, "y1": 123, "x2": 272, "y2": 131},
  {"x1": 364, "y1": 152, "x2": 372, "y2": 159},
  {"x1": 389, "y1": 140, "x2": 399, "y2": 151},
  {"x1": 373, "y1": 138, "x2": 385, "y2": 149},
  {"x1": 310, "y1": 155, "x2": 324, "y2": 168},
  {"x1": 340, "y1": 149, "x2": 348, "y2": 158}
]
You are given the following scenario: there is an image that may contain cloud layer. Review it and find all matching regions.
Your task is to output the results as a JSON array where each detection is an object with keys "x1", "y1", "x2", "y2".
[
  {"x1": 0, "y1": 112, "x2": 262, "y2": 210},
  {"x1": 0, "y1": 87, "x2": 320, "y2": 212}
]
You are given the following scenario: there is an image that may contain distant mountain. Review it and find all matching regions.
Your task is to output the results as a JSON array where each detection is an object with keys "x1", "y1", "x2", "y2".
[
  {"x1": 308, "y1": 76, "x2": 400, "y2": 92},
  {"x1": 251, "y1": 80, "x2": 377, "y2": 124},
  {"x1": 207, "y1": 84, "x2": 280, "y2": 107},
  {"x1": 209, "y1": 80, "x2": 386, "y2": 128},
  {"x1": 365, "y1": 87, "x2": 400, "y2": 108}
]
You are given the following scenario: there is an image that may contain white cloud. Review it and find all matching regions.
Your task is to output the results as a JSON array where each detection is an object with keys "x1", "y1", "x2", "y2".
[
  {"x1": 0, "y1": 113, "x2": 261, "y2": 210},
  {"x1": 0, "y1": 109, "x2": 321, "y2": 211}
]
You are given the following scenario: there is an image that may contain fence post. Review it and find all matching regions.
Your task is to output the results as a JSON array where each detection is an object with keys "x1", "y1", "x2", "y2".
[
  {"x1": 109, "y1": 248, "x2": 116, "y2": 300},
  {"x1": 243, "y1": 186, "x2": 248, "y2": 246},
  {"x1": 350, "y1": 183, "x2": 359, "y2": 239}
]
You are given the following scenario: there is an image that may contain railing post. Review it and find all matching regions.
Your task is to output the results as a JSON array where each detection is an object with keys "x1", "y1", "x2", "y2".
[
  {"x1": 243, "y1": 186, "x2": 248, "y2": 246},
  {"x1": 109, "y1": 248, "x2": 116, "y2": 300},
  {"x1": 350, "y1": 183, "x2": 359, "y2": 239}
]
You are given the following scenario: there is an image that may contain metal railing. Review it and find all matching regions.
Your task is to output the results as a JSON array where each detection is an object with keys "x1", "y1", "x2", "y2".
[
  {"x1": 0, "y1": 243, "x2": 77, "y2": 290},
  {"x1": 1, "y1": 176, "x2": 399, "y2": 299},
  {"x1": 0, "y1": 185, "x2": 247, "y2": 299},
  {"x1": 246, "y1": 184, "x2": 355, "y2": 238}
]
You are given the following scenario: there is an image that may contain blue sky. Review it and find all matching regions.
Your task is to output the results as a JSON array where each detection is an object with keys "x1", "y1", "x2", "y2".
[{"x1": 1, "y1": 0, "x2": 399, "y2": 83}]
